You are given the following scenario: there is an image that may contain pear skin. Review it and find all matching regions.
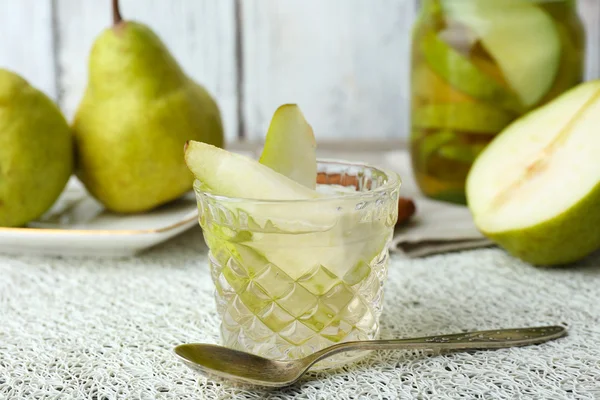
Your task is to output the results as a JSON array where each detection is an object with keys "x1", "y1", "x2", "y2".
[
  {"x1": 73, "y1": 5, "x2": 224, "y2": 214},
  {"x1": 483, "y1": 184, "x2": 600, "y2": 265},
  {"x1": 0, "y1": 69, "x2": 73, "y2": 227}
]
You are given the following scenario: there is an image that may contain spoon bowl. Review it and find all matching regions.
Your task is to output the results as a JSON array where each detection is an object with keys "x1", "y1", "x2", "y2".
[
  {"x1": 174, "y1": 325, "x2": 567, "y2": 388},
  {"x1": 174, "y1": 344, "x2": 304, "y2": 387}
]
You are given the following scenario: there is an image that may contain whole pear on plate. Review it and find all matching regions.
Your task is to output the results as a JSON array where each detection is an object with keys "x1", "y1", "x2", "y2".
[
  {"x1": 466, "y1": 81, "x2": 600, "y2": 266},
  {"x1": 73, "y1": 0, "x2": 224, "y2": 213},
  {"x1": 0, "y1": 69, "x2": 73, "y2": 227}
]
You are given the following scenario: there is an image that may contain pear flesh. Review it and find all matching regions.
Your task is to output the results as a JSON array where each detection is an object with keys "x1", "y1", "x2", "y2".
[
  {"x1": 259, "y1": 104, "x2": 317, "y2": 189},
  {"x1": 0, "y1": 69, "x2": 73, "y2": 227},
  {"x1": 467, "y1": 81, "x2": 600, "y2": 265},
  {"x1": 73, "y1": 20, "x2": 224, "y2": 214}
]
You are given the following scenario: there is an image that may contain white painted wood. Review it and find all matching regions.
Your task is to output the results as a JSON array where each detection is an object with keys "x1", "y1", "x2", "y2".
[
  {"x1": 55, "y1": 0, "x2": 238, "y2": 140},
  {"x1": 1, "y1": 0, "x2": 598, "y2": 143},
  {"x1": 241, "y1": 0, "x2": 417, "y2": 141},
  {"x1": 0, "y1": 1, "x2": 56, "y2": 99},
  {"x1": 578, "y1": 0, "x2": 600, "y2": 79}
]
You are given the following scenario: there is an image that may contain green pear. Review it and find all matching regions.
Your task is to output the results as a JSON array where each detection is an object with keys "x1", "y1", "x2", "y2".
[
  {"x1": 73, "y1": 0, "x2": 224, "y2": 213},
  {"x1": 466, "y1": 81, "x2": 600, "y2": 266},
  {"x1": 259, "y1": 104, "x2": 317, "y2": 189},
  {"x1": 0, "y1": 69, "x2": 73, "y2": 227}
]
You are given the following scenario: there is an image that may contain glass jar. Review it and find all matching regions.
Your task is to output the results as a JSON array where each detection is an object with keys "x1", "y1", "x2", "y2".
[{"x1": 409, "y1": 0, "x2": 585, "y2": 204}]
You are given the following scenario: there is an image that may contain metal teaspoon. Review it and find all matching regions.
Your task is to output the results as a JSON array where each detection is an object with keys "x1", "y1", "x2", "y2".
[{"x1": 173, "y1": 325, "x2": 566, "y2": 388}]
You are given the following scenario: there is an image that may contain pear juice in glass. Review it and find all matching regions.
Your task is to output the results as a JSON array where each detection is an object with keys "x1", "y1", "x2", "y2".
[{"x1": 194, "y1": 160, "x2": 400, "y2": 368}]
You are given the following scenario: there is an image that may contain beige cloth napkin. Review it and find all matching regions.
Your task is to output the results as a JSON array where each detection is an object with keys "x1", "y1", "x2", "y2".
[{"x1": 381, "y1": 150, "x2": 493, "y2": 257}]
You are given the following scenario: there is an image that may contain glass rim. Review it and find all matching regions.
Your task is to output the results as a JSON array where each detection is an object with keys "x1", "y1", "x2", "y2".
[{"x1": 193, "y1": 158, "x2": 402, "y2": 204}]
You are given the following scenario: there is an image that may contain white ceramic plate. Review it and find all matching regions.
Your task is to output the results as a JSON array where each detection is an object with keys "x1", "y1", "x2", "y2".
[{"x1": 0, "y1": 178, "x2": 199, "y2": 257}]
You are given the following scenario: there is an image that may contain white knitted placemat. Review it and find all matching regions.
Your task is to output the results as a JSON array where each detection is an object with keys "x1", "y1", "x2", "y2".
[{"x1": 1, "y1": 227, "x2": 599, "y2": 400}]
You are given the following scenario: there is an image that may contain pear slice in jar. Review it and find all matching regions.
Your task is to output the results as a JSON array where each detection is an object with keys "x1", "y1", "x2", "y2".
[
  {"x1": 438, "y1": 142, "x2": 487, "y2": 164},
  {"x1": 412, "y1": 64, "x2": 474, "y2": 104},
  {"x1": 419, "y1": 30, "x2": 523, "y2": 114},
  {"x1": 441, "y1": 0, "x2": 561, "y2": 108},
  {"x1": 414, "y1": 130, "x2": 481, "y2": 178},
  {"x1": 412, "y1": 130, "x2": 455, "y2": 169},
  {"x1": 537, "y1": 23, "x2": 585, "y2": 105},
  {"x1": 413, "y1": 130, "x2": 487, "y2": 174},
  {"x1": 412, "y1": 103, "x2": 516, "y2": 133}
]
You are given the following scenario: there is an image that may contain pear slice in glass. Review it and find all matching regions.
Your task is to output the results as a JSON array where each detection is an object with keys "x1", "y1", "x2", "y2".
[
  {"x1": 185, "y1": 141, "x2": 320, "y2": 201},
  {"x1": 259, "y1": 104, "x2": 317, "y2": 189}
]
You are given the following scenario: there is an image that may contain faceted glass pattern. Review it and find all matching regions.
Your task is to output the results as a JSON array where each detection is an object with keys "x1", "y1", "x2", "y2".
[{"x1": 195, "y1": 160, "x2": 400, "y2": 368}]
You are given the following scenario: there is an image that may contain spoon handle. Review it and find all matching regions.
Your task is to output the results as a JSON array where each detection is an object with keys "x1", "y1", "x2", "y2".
[{"x1": 306, "y1": 326, "x2": 566, "y2": 365}]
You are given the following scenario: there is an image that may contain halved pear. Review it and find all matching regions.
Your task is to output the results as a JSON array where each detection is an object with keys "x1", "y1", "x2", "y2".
[
  {"x1": 259, "y1": 104, "x2": 317, "y2": 189},
  {"x1": 442, "y1": 0, "x2": 561, "y2": 108},
  {"x1": 466, "y1": 81, "x2": 600, "y2": 266},
  {"x1": 184, "y1": 140, "x2": 319, "y2": 200}
]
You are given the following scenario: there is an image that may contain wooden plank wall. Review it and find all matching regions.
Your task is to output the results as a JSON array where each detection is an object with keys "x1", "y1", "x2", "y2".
[
  {"x1": 0, "y1": 1, "x2": 57, "y2": 98},
  {"x1": 240, "y1": 0, "x2": 417, "y2": 140},
  {"x1": 0, "y1": 0, "x2": 599, "y2": 141}
]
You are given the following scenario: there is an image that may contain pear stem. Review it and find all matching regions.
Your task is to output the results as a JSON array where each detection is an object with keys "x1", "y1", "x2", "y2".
[{"x1": 112, "y1": 0, "x2": 122, "y2": 25}]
